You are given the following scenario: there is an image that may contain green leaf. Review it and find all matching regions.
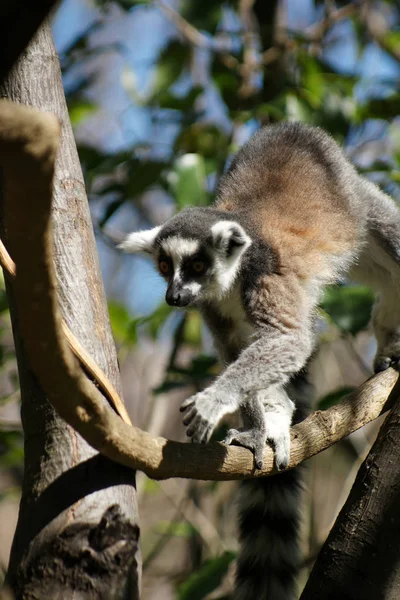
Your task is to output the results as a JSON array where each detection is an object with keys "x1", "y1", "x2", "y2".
[
  {"x1": 155, "y1": 521, "x2": 193, "y2": 537},
  {"x1": 69, "y1": 100, "x2": 98, "y2": 126},
  {"x1": 178, "y1": 552, "x2": 236, "y2": 600},
  {"x1": 158, "y1": 86, "x2": 203, "y2": 111},
  {"x1": 0, "y1": 430, "x2": 24, "y2": 469},
  {"x1": 170, "y1": 153, "x2": 208, "y2": 208},
  {"x1": 382, "y1": 31, "x2": 400, "y2": 55},
  {"x1": 360, "y1": 95, "x2": 400, "y2": 120},
  {"x1": 151, "y1": 41, "x2": 188, "y2": 98},
  {"x1": 146, "y1": 302, "x2": 174, "y2": 339},
  {"x1": 108, "y1": 301, "x2": 133, "y2": 343},
  {"x1": 125, "y1": 160, "x2": 168, "y2": 197},
  {"x1": 180, "y1": 0, "x2": 222, "y2": 32},
  {"x1": 177, "y1": 123, "x2": 230, "y2": 160},
  {"x1": 321, "y1": 285, "x2": 374, "y2": 335},
  {"x1": 285, "y1": 93, "x2": 312, "y2": 123},
  {"x1": 211, "y1": 57, "x2": 240, "y2": 111},
  {"x1": 318, "y1": 387, "x2": 356, "y2": 411},
  {"x1": 183, "y1": 312, "x2": 202, "y2": 346}
]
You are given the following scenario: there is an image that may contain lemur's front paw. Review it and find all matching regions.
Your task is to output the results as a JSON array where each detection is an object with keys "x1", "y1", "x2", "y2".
[
  {"x1": 224, "y1": 428, "x2": 265, "y2": 470},
  {"x1": 180, "y1": 389, "x2": 226, "y2": 444}
]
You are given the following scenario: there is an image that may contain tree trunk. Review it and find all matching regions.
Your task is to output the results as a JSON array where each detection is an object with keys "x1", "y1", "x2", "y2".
[
  {"x1": 300, "y1": 381, "x2": 400, "y2": 600},
  {"x1": 1, "y1": 22, "x2": 141, "y2": 600}
]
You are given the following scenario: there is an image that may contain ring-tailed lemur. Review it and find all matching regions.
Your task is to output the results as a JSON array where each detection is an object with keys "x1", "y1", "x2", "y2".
[{"x1": 120, "y1": 122, "x2": 400, "y2": 599}]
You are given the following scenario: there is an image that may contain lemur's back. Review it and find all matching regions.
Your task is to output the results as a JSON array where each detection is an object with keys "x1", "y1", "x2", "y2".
[{"x1": 215, "y1": 123, "x2": 363, "y2": 279}]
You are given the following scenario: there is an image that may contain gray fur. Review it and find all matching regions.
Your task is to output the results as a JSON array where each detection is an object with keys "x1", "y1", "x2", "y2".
[{"x1": 120, "y1": 122, "x2": 400, "y2": 599}]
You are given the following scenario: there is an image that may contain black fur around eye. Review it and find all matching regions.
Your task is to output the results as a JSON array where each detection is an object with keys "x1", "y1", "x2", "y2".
[{"x1": 185, "y1": 255, "x2": 210, "y2": 277}]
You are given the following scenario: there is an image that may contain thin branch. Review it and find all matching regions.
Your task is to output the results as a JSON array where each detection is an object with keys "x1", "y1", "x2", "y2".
[
  {"x1": 0, "y1": 223, "x2": 132, "y2": 427},
  {"x1": 362, "y1": 4, "x2": 400, "y2": 63},
  {"x1": 238, "y1": 0, "x2": 261, "y2": 98},
  {"x1": 0, "y1": 99, "x2": 399, "y2": 482},
  {"x1": 261, "y1": 2, "x2": 358, "y2": 63}
]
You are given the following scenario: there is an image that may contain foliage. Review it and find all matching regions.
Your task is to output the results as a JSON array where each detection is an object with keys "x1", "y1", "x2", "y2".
[
  {"x1": 177, "y1": 552, "x2": 235, "y2": 600},
  {"x1": 321, "y1": 285, "x2": 375, "y2": 336}
]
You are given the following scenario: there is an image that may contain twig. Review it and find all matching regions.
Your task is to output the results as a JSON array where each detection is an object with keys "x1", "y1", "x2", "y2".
[
  {"x1": 362, "y1": 3, "x2": 400, "y2": 63},
  {"x1": 238, "y1": 0, "x2": 261, "y2": 98},
  {"x1": 159, "y1": 479, "x2": 226, "y2": 555}
]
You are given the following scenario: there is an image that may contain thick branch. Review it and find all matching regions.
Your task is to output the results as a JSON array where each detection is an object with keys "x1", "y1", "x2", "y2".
[
  {"x1": 0, "y1": 99, "x2": 398, "y2": 481},
  {"x1": 0, "y1": 236, "x2": 132, "y2": 426}
]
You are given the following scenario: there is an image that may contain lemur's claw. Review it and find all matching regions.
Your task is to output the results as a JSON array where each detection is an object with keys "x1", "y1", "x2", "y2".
[
  {"x1": 269, "y1": 433, "x2": 290, "y2": 471},
  {"x1": 224, "y1": 428, "x2": 265, "y2": 470},
  {"x1": 180, "y1": 390, "x2": 222, "y2": 443}
]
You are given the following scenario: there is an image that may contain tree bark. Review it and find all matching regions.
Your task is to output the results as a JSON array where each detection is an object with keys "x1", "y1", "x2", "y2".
[
  {"x1": 300, "y1": 378, "x2": 400, "y2": 600},
  {"x1": 1, "y1": 23, "x2": 140, "y2": 600}
]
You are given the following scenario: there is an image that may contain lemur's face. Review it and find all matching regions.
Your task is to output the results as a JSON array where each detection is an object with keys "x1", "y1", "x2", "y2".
[{"x1": 119, "y1": 209, "x2": 251, "y2": 307}]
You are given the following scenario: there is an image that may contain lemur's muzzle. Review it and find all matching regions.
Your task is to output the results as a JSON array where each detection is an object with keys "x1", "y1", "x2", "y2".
[{"x1": 166, "y1": 284, "x2": 193, "y2": 307}]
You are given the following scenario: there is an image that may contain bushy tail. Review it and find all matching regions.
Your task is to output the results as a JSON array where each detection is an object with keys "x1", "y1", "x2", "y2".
[
  {"x1": 234, "y1": 468, "x2": 303, "y2": 600},
  {"x1": 234, "y1": 372, "x2": 311, "y2": 600}
]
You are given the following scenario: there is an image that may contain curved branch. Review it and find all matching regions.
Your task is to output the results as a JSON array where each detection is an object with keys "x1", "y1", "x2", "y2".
[
  {"x1": 0, "y1": 99, "x2": 398, "y2": 481},
  {"x1": 0, "y1": 187, "x2": 132, "y2": 427}
]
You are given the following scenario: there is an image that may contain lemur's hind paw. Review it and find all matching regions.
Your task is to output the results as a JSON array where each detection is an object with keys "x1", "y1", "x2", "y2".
[
  {"x1": 374, "y1": 342, "x2": 400, "y2": 373},
  {"x1": 374, "y1": 353, "x2": 400, "y2": 373},
  {"x1": 224, "y1": 428, "x2": 265, "y2": 470},
  {"x1": 266, "y1": 429, "x2": 290, "y2": 471},
  {"x1": 373, "y1": 330, "x2": 400, "y2": 373}
]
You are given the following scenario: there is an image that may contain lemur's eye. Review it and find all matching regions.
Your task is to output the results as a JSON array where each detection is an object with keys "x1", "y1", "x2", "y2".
[
  {"x1": 159, "y1": 260, "x2": 171, "y2": 275},
  {"x1": 192, "y1": 260, "x2": 206, "y2": 274}
]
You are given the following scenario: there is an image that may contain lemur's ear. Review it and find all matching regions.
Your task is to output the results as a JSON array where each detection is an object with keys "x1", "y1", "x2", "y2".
[
  {"x1": 211, "y1": 221, "x2": 251, "y2": 255},
  {"x1": 118, "y1": 226, "x2": 161, "y2": 255}
]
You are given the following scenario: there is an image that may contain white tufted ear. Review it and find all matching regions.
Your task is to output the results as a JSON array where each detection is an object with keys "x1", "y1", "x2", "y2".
[
  {"x1": 211, "y1": 221, "x2": 251, "y2": 254},
  {"x1": 118, "y1": 226, "x2": 161, "y2": 255}
]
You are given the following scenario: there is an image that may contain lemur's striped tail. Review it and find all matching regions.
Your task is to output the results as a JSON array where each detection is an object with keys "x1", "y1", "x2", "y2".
[
  {"x1": 233, "y1": 373, "x2": 311, "y2": 600},
  {"x1": 234, "y1": 468, "x2": 303, "y2": 600}
]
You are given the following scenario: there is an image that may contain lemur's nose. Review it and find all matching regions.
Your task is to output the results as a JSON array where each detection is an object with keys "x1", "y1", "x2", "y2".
[{"x1": 166, "y1": 287, "x2": 192, "y2": 307}]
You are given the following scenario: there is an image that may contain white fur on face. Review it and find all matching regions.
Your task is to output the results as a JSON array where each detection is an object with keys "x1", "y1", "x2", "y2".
[
  {"x1": 160, "y1": 237, "x2": 202, "y2": 296},
  {"x1": 182, "y1": 280, "x2": 202, "y2": 295},
  {"x1": 119, "y1": 226, "x2": 161, "y2": 255},
  {"x1": 160, "y1": 237, "x2": 200, "y2": 263},
  {"x1": 210, "y1": 221, "x2": 251, "y2": 298}
]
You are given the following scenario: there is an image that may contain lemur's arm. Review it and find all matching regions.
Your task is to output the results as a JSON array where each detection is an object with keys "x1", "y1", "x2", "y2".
[
  {"x1": 181, "y1": 276, "x2": 315, "y2": 466},
  {"x1": 181, "y1": 323, "x2": 312, "y2": 429}
]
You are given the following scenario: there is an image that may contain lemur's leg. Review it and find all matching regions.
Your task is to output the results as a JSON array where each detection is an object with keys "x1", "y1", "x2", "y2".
[
  {"x1": 350, "y1": 178, "x2": 400, "y2": 372},
  {"x1": 224, "y1": 386, "x2": 295, "y2": 471}
]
